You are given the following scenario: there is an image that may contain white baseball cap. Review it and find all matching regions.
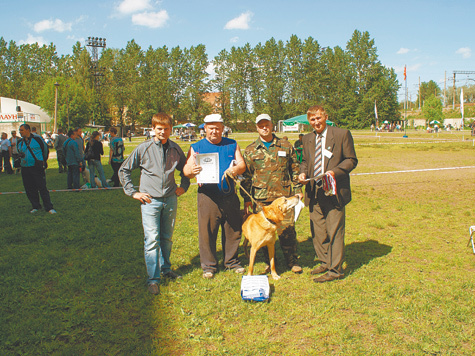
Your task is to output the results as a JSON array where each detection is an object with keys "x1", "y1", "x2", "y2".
[
  {"x1": 256, "y1": 114, "x2": 272, "y2": 124},
  {"x1": 204, "y1": 114, "x2": 223, "y2": 123}
]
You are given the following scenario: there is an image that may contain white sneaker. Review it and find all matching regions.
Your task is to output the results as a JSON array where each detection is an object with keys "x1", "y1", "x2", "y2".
[
  {"x1": 203, "y1": 272, "x2": 214, "y2": 279},
  {"x1": 48, "y1": 209, "x2": 57, "y2": 214},
  {"x1": 30, "y1": 209, "x2": 39, "y2": 214}
]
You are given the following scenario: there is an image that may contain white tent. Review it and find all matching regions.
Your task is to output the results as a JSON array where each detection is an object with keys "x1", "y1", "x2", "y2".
[{"x1": 0, "y1": 97, "x2": 52, "y2": 134}]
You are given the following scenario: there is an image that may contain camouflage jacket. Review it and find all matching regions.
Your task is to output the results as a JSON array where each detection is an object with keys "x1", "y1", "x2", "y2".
[{"x1": 241, "y1": 135, "x2": 302, "y2": 203}]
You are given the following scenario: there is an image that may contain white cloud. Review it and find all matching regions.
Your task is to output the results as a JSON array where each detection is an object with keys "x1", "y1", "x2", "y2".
[
  {"x1": 224, "y1": 11, "x2": 253, "y2": 30},
  {"x1": 456, "y1": 47, "x2": 471, "y2": 59},
  {"x1": 230, "y1": 36, "x2": 239, "y2": 43},
  {"x1": 19, "y1": 34, "x2": 46, "y2": 46},
  {"x1": 206, "y1": 62, "x2": 216, "y2": 77},
  {"x1": 132, "y1": 10, "x2": 169, "y2": 28},
  {"x1": 34, "y1": 19, "x2": 72, "y2": 33},
  {"x1": 117, "y1": 0, "x2": 153, "y2": 15},
  {"x1": 67, "y1": 35, "x2": 85, "y2": 43},
  {"x1": 397, "y1": 48, "x2": 410, "y2": 55}
]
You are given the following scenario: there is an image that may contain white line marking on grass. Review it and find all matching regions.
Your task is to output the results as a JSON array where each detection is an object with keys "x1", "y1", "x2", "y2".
[{"x1": 352, "y1": 166, "x2": 475, "y2": 176}]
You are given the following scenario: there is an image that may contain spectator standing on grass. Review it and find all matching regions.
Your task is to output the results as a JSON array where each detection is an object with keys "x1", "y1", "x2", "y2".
[
  {"x1": 119, "y1": 113, "x2": 190, "y2": 296},
  {"x1": 54, "y1": 128, "x2": 68, "y2": 173},
  {"x1": 294, "y1": 133, "x2": 304, "y2": 163},
  {"x1": 108, "y1": 127, "x2": 124, "y2": 187},
  {"x1": 73, "y1": 127, "x2": 87, "y2": 182},
  {"x1": 17, "y1": 124, "x2": 56, "y2": 214},
  {"x1": 241, "y1": 114, "x2": 304, "y2": 275},
  {"x1": 1, "y1": 132, "x2": 13, "y2": 174},
  {"x1": 9, "y1": 130, "x2": 21, "y2": 174},
  {"x1": 85, "y1": 131, "x2": 110, "y2": 188},
  {"x1": 183, "y1": 114, "x2": 247, "y2": 279},
  {"x1": 298, "y1": 105, "x2": 357, "y2": 283},
  {"x1": 64, "y1": 129, "x2": 83, "y2": 190},
  {"x1": 294, "y1": 134, "x2": 304, "y2": 149}
]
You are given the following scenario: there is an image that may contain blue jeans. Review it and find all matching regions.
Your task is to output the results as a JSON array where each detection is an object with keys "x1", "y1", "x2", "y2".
[
  {"x1": 88, "y1": 159, "x2": 110, "y2": 188},
  {"x1": 140, "y1": 195, "x2": 177, "y2": 285}
]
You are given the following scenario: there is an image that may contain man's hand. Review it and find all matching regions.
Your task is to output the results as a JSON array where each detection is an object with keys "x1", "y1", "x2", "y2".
[
  {"x1": 298, "y1": 173, "x2": 308, "y2": 184},
  {"x1": 133, "y1": 192, "x2": 152, "y2": 204},
  {"x1": 244, "y1": 201, "x2": 253, "y2": 215},
  {"x1": 224, "y1": 168, "x2": 237, "y2": 178},
  {"x1": 295, "y1": 193, "x2": 303, "y2": 200},
  {"x1": 184, "y1": 160, "x2": 202, "y2": 178},
  {"x1": 175, "y1": 187, "x2": 185, "y2": 197}
]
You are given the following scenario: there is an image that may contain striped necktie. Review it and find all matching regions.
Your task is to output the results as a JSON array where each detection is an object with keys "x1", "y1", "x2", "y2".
[{"x1": 314, "y1": 134, "x2": 322, "y2": 177}]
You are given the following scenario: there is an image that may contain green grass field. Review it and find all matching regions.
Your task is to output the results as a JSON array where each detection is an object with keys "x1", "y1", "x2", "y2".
[{"x1": 1, "y1": 130, "x2": 474, "y2": 355}]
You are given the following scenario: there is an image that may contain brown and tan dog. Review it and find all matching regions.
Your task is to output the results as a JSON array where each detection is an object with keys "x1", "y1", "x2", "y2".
[{"x1": 242, "y1": 196, "x2": 300, "y2": 280}]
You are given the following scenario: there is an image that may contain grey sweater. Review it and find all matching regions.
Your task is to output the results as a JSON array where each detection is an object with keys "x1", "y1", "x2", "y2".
[{"x1": 119, "y1": 139, "x2": 190, "y2": 198}]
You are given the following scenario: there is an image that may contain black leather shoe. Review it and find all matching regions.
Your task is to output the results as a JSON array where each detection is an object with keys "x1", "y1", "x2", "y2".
[
  {"x1": 310, "y1": 265, "x2": 328, "y2": 275},
  {"x1": 163, "y1": 270, "x2": 182, "y2": 280},
  {"x1": 313, "y1": 273, "x2": 344, "y2": 283}
]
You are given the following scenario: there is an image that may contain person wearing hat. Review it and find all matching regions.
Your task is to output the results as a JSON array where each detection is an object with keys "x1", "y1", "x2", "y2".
[
  {"x1": 241, "y1": 114, "x2": 304, "y2": 275},
  {"x1": 184, "y1": 114, "x2": 246, "y2": 279}
]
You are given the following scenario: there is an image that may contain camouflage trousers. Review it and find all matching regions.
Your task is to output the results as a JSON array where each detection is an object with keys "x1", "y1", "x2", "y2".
[{"x1": 254, "y1": 201, "x2": 299, "y2": 268}]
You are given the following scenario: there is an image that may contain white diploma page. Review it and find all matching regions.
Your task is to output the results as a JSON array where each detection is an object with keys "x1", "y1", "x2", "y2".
[{"x1": 196, "y1": 152, "x2": 220, "y2": 184}]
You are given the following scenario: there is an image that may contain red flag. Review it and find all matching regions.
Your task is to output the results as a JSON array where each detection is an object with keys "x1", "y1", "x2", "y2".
[{"x1": 404, "y1": 66, "x2": 406, "y2": 81}]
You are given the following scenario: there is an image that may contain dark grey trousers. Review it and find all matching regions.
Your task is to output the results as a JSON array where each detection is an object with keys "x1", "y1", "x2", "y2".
[
  {"x1": 197, "y1": 191, "x2": 242, "y2": 273},
  {"x1": 309, "y1": 189, "x2": 346, "y2": 277}
]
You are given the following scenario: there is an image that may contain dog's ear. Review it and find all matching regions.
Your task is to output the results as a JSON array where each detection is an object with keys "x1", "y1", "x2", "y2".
[{"x1": 263, "y1": 204, "x2": 284, "y2": 223}]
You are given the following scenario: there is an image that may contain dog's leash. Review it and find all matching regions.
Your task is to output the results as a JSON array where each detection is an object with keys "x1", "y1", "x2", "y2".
[{"x1": 224, "y1": 172, "x2": 263, "y2": 210}]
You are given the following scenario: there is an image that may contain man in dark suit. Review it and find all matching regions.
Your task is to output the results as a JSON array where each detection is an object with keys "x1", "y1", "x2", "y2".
[{"x1": 298, "y1": 105, "x2": 358, "y2": 282}]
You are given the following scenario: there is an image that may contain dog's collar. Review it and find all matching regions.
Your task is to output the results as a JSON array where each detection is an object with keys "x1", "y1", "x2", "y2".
[{"x1": 264, "y1": 216, "x2": 278, "y2": 226}]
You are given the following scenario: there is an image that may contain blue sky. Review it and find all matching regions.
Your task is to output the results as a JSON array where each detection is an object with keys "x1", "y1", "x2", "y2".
[{"x1": 2, "y1": 0, "x2": 474, "y2": 102}]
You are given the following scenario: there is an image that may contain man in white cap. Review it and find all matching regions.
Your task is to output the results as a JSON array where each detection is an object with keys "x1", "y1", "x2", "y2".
[
  {"x1": 241, "y1": 114, "x2": 304, "y2": 275},
  {"x1": 184, "y1": 114, "x2": 246, "y2": 279}
]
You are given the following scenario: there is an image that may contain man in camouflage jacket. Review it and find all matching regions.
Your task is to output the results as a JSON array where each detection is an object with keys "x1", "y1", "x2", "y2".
[{"x1": 241, "y1": 114, "x2": 304, "y2": 274}]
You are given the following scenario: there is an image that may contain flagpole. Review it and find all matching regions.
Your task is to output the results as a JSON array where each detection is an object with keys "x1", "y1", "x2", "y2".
[{"x1": 403, "y1": 65, "x2": 408, "y2": 138}]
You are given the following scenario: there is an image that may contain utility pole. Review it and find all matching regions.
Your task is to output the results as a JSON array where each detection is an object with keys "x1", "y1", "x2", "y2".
[
  {"x1": 418, "y1": 77, "x2": 421, "y2": 110},
  {"x1": 66, "y1": 84, "x2": 70, "y2": 130},
  {"x1": 54, "y1": 82, "x2": 59, "y2": 133},
  {"x1": 453, "y1": 73, "x2": 456, "y2": 109},
  {"x1": 444, "y1": 71, "x2": 446, "y2": 107},
  {"x1": 452, "y1": 71, "x2": 475, "y2": 110}
]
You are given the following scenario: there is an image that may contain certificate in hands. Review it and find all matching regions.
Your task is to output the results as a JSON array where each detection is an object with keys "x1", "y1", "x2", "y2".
[{"x1": 196, "y1": 153, "x2": 220, "y2": 184}]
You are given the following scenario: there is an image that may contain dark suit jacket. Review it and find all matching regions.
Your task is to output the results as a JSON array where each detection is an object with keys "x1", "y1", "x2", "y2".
[{"x1": 299, "y1": 126, "x2": 358, "y2": 208}]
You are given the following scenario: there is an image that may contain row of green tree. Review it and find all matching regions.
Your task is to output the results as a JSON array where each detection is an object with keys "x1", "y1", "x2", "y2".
[
  {"x1": 411, "y1": 79, "x2": 475, "y2": 110},
  {"x1": 1, "y1": 31, "x2": 401, "y2": 130}
]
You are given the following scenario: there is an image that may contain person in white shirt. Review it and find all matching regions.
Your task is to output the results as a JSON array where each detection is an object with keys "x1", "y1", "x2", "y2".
[{"x1": 1, "y1": 132, "x2": 13, "y2": 174}]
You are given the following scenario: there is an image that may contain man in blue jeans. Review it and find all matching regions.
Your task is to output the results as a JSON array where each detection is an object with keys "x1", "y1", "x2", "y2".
[{"x1": 119, "y1": 113, "x2": 190, "y2": 295}]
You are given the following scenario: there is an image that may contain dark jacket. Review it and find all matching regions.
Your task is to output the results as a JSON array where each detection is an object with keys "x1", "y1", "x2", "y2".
[{"x1": 300, "y1": 125, "x2": 358, "y2": 208}]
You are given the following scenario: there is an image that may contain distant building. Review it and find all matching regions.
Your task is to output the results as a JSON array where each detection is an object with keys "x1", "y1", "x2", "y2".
[
  {"x1": 0, "y1": 97, "x2": 52, "y2": 134},
  {"x1": 202, "y1": 92, "x2": 230, "y2": 116}
]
